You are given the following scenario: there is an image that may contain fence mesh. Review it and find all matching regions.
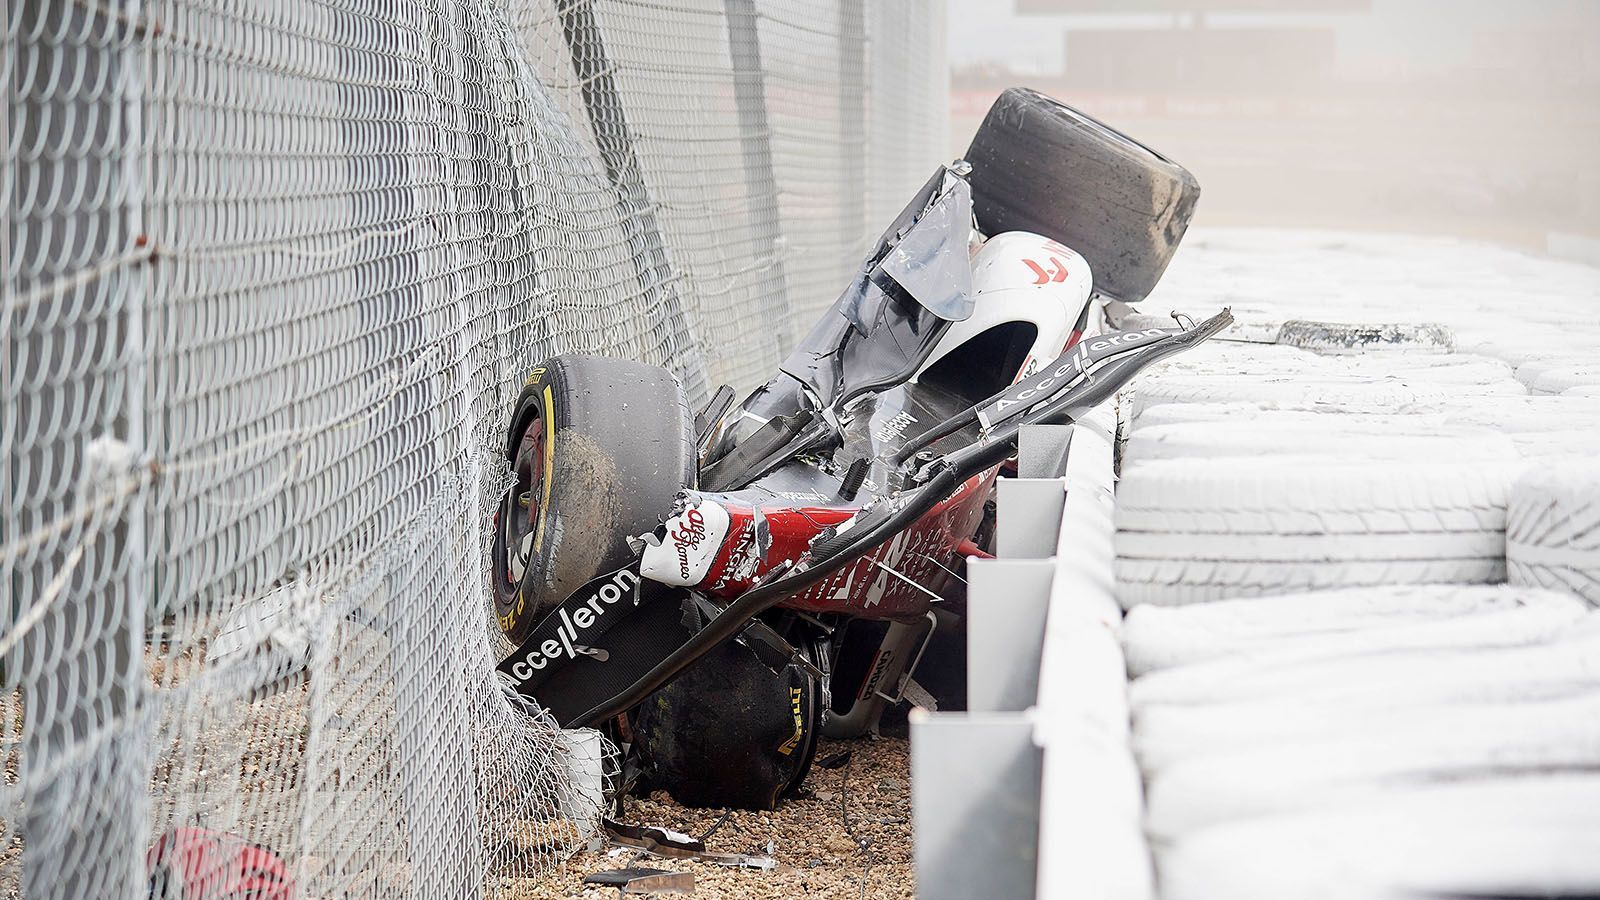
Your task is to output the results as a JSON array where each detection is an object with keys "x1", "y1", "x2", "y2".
[{"x1": 2, "y1": 0, "x2": 947, "y2": 897}]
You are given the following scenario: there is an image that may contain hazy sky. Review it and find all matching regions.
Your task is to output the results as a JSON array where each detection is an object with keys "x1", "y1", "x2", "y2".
[
  {"x1": 945, "y1": 0, "x2": 1600, "y2": 242},
  {"x1": 947, "y1": 0, "x2": 1600, "y2": 77}
]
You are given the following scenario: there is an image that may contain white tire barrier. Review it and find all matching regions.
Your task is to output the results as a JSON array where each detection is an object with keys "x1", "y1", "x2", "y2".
[
  {"x1": 1143, "y1": 691, "x2": 1600, "y2": 838},
  {"x1": 1511, "y1": 429, "x2": 1600, "y2": 458},
  {"x1": 1130, "y1": 625, "x2": 1600, "y2": 709},
  {"x1": 1510, "y1": 353, "x2": 1600, "y2": 389},
  {"x1": 1523, "y1": 361, "x2": 1600, "y2": 395},
  {"x1": 1133, "y1": 678, "x2": 1593, "y2": 774},
  {"x1": 1467, "y1": 337, "x2": 1600, "y2": 369},
  {"x1": 1157, "y1": 776, "x2": 1600, "y2": 900},
  {"x1": 1122, "y1": 421, "x2": 1518, "y2": 468},
  {"x1": 1128, "y1": 375, "x2": 1519, "y2": 420},
  {"x1": 1440, "y1": 394, "x2": 1600, "y2": 433},
  {"x1": 1508, "y1": 461, "x2": 1600, "y2": 606},
  {"x1": 1130, "y1": 395, "x2": 1600, "y2": 435},
  {"x1": 1114, "y1": 459, "x2": 1522, "y2": 608},
  {"x1": 1121, "y1": 584, "x2": 1586, "y2": 677},
  {"x1": 1339, "y1": 354, "x2": 1515, "y2": 385},
  {"x1": 1131, "y1": 402, "x2": 1435, "y2": 431}
]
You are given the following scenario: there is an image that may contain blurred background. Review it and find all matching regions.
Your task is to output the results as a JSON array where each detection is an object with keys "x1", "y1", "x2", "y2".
[{"x1": 949, "y1": 0, "x2": 1600, "y2": 262}]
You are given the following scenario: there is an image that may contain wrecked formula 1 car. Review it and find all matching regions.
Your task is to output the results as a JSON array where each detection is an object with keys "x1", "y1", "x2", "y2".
[{"x1": 492, "y1": 88, "x2": 1229, "y2": 809}]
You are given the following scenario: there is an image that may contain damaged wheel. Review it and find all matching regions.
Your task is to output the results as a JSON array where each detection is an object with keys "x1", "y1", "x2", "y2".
[
  {"x1": 632, "y1": 627, "x2": 823, "y2": 810},
  {"x1": 964, "y1": 87, "x2": 1200, "y2": 306},
  {"x1": 491, "y1": 355, "x2": 696, "y2": 642}
]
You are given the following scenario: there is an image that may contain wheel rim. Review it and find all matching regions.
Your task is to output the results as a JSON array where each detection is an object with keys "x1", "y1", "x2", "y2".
[{"x1": 507, "y1": 411, "x2": 547, "y2": 586}]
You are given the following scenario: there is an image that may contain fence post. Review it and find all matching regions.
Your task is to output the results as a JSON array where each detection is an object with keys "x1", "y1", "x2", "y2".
[
  {"x1": 17, "y1": 0, "x2": 151, "y2": 894},
  {"x1": 557, "y1": 0, "x2": 709, "y2": 403},
  {"x1": 839, "y1": 0, "x2": 868, "y2": 257},
  {"x1": 722, "y1": 0, "x2": 795, "y2": 357}
]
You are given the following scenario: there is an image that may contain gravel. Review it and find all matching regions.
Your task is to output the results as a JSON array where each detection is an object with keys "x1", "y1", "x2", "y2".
[{"x1": 506, "y1": 737, "x2": 913, "y2": 899}]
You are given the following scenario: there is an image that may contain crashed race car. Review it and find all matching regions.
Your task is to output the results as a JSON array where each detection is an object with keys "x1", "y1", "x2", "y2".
[{"x1": 492, "y1": 88, "x2": 1229, "y2": 809}]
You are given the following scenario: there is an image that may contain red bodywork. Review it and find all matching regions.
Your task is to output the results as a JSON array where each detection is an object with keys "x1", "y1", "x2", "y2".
[
  {"x1": 147, "y1": 827, "x2": 295, "y2": 900},
  {"x1": 694, "y1": 470, "x2": 996, "y2": 619}
]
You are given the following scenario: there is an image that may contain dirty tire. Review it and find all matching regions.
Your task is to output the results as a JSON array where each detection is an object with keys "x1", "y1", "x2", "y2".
[
  {"x1": 634, "y1": 634, "x2": 822, "y2": 810},
  {"x1": 1275, "y1": 320, "x2": 1454, "y2": 356},
  {"x1": 492, "y1": 355, "x2": 695, "y2": 642},
  {"x1": 1114, "y1": 459, "x2": 1521, "y2": 608},
  {"x1": 1507, "y1": 461, "x2": 1600, "y2": 606},
  {"x1": 964, "y1": 87, "x2": 1200, "y2": 306}
]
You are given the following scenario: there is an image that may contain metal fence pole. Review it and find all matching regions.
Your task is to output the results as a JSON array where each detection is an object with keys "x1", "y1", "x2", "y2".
[
  {"x1": 557, "y1": 0, "x2": 709, "y2": 403},
  {"x1": 18, "y1": 0, "x2": 150, "y2": 894},
  {"x1": 722, "y1": 0, "x2": 795, "y2": 357},
  {"x1": 838, "y1": 0, "x2": 868, "y2": 256}
]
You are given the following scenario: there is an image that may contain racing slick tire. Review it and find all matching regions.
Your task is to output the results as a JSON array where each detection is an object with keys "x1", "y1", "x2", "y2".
[
  {"x1": 633, "y1": 631, "x2": 824, "y2": 810},
  {"x1": 964, "y1": 87, "x2": 1200, "y2": 307},
  {"x1": 491, "y1": 355, "x2": 696, "y2": 642}
]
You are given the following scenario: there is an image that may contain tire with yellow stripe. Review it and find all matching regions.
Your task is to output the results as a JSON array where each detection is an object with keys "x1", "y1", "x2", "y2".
[{"x1": 491, "y1": 355, "x2": 695, "y2": 642}]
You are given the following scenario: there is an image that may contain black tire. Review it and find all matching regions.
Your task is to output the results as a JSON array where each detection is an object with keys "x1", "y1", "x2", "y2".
[
  {"x1": 491, "y1": 355, "x2": 695, "y2": 642},
  {"x1": 964, "y1": 87, "x2": 1201, "y2": 306},
  {"x1": 633, "y1": 628, "x2": 824, "y2": 810}
]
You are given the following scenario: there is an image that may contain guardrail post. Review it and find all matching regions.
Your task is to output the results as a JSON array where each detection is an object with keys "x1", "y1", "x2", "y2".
[
  {"x1": 1018, "y1": 423, "x2": 1075, "y2": 478},
  {"x1": 967, "y1": 558, "x2": 1055, "y2": 713},
  {"x1": 996, "y1": 478, "x2": 1067, "y2": 560},
  {"x1": 911, "y1": 711, "x2": 1041, "y2": 900},
  {"x1": 722, "y1": 0, "x2": 794, "y2": 357}
]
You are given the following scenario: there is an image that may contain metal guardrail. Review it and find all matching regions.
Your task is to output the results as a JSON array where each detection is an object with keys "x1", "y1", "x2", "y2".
[{"x1": 912, "y1": 408, "x2": 1148, "y2": 900}]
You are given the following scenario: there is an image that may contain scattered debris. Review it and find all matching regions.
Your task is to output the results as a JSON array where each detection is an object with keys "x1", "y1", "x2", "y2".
[
  {"x1": 604, "y1": 820, "x2": 784, "y2": 871},
  {"x1": 582, "y1": 867, "x2": 694, "y2": 895},
  {"x1": 815, "y1": 749, "x2": 853, "y2": 770},
  {"x1": 510, "y1": 737, "x2": 913, "y2": 899},
  {"x1": 1276, "y1": 320, "x2": 1455, "y2": 355},
  {"x1": 697, "y1": 810, "x2": 733, "y2": 843}
]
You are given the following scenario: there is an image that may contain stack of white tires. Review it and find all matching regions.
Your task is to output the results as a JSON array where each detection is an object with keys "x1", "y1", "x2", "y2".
[{"x1": 1111, "y1": 310, "x2": 1600, "y2": 899}]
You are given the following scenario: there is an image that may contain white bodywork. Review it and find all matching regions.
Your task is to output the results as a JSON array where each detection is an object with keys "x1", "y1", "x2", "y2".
[
  {"x1": 640, "y1": 498, "x2": 732, "y2": 587},
  {"x1": 913, "y1": 231, "x2": 1097, "y2": 385}
]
